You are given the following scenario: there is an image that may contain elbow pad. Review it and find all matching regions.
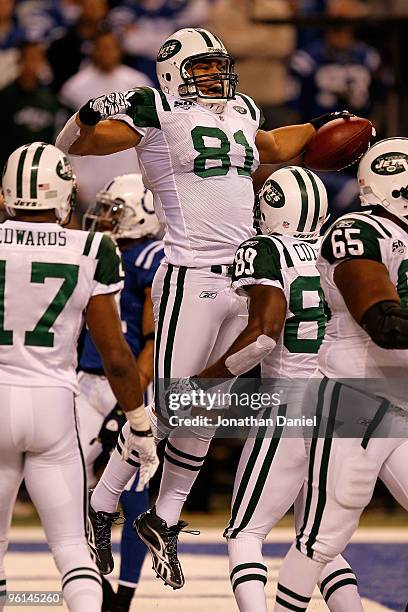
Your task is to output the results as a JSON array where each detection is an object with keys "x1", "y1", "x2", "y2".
[{"x1": 361, "y1": 300, "x2": 408, "y2": 349}]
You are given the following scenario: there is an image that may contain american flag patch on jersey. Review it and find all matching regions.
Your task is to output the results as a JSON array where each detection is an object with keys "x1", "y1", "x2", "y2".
[{"x1": 38, "y1": 183, "x2": 50, "y2": 190}]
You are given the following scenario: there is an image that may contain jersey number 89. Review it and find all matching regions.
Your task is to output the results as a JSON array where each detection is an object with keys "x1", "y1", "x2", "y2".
[{"x1": 234, "y1": 247, "x2": 257, "y2": 276}]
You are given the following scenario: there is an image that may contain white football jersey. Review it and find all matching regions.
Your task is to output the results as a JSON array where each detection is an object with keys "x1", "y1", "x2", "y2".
[
  {"x1": 317, "y1": 210, "x2": 408, "y2": 406},
  {"x1": 231, "y1": 234, "x2": 326, "y2": 378},
  {"x1": 112, "y1": 87, "x2": 262, "y2": 267},
  {"x1": 0, "y1": 221, "x2": 123, "y2": 393}
]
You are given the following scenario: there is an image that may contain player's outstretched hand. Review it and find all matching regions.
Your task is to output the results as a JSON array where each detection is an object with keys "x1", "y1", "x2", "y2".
[
  {"x1": 310, "y1": 110, "x2": 355, "y2": 131},
  {"x1": 124, "y1": 429, "x2": 159, "y2": 492},
  {"x1": 78, "y1": 90, "x2": 134, "y2": 126}
]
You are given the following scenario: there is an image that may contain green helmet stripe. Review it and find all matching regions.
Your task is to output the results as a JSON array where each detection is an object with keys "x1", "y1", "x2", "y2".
[
  {"x1": 30, "y1": 144, "x2": 46, "y2": 199},
  {"x1": 197, "y1": 29, "x2": 214, "y2": 48},
  {"x1": 304, "y1": 168, "x2": 320, "y2": 233},
  {"x1": 290, "y1": 168, "x2": 309, "y2": 232},
  {"x1": 16, "y1": 146, "x2": 29, "y2": 198},
  {"x1": 212, "y1": 33, "x2": 224, "y2": 48}
]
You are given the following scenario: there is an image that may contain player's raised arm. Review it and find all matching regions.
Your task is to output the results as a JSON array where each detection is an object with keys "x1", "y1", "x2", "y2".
[
  {"x1": 256, "y1": 110, "x2": 353, "y2": 164},
  {"x1": 56, "y1": 91, "x2": 142, "y2": 156}
]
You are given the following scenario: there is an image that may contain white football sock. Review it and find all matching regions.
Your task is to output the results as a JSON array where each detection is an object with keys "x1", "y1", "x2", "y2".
[
  {"x1": 273, "y1": 543, "x2": 324, "y2": 611},
  {"x1": 91, "y1": 425, "x2": 138, "y2": 513},
  {"x1": 155, "y1": 431, "x2": 213, "y2": 526},
  {"x1": 228, "y1": 538, "x2": 268, "y2": 612},
  {"x1": 57, "y1": 544, "x2": 102, "y2": 612},
  {"x1": 319, "y1": 555, "x2": 363, "y2": 612}
]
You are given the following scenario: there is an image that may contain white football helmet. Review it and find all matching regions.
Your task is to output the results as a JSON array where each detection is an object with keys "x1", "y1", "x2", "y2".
[
  {"x1": 156, "y1": 28, "x2": 237, "y2": 111},
  {"x1": 2, "y1": 142, "x2": 76, "y2": 222},
  {"x1": 258, "y1": 166, "x2": 328, "y2": 240},
  {"x1": 358, "y1": 137, "x2": 408, "y2": 225},
  {"x1": 83, "y1": 173, "x2": 160, "y2": 240}
]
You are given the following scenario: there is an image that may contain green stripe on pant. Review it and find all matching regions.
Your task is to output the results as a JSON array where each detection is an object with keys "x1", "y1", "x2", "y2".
[
  {"x1": 154, "y1": 265, "x2": 173, "y2": 415},
  {"x1": 297, "y1": 380, "x2": 341, "y2": 559},
  {"x1": 296, "y1": 377, "x2": 327, "y2": 552},
  {"x1": 227, "y1": 404, "x2": 287, "y2": 538}
]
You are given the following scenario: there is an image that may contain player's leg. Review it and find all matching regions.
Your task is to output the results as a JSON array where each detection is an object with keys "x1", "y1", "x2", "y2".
[
  {"x1": 136, "y1": 266, "x2": 246, "y2": 587},
  {"x1": 24, "y1": 388, "x2": 102, "y2": 612},
  {"x1": 293, "y1": 478, "x2": 363, "y2": 611},
  {"x1": 115, "y1": 475, "x2": 149, "y2": 612},
  {"x1": 379, "y1": 439, "x2": 408, "y2": 510},
  {"x1": 273, "y1": 379, "x2": 388, "y2": 611},
  {"x1": 0, "y1": 387, "x2": 25, "y2": 608},
  {"x1": 226, "y1": 430, "x2": 306, "y2": 612},
  {"x1": 154, "y1": 273, "x2": 248, "y2": 527},
  {"x1": 75, "y1": 375, "x2": 107, "y2": 489}
]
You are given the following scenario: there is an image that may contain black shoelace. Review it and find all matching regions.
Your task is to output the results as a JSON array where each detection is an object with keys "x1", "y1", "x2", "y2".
[
  {"x1": 96, "y1": 512, "x2": 121, "y2": 550},
  {"x1": 165, "y1": 524, "x2": 200, "y2": 564}
]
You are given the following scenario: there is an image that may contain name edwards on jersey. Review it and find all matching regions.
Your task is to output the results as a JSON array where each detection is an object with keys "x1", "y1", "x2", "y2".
[{"x1": 0, "y1": 226, "x2": 67, "y2": 247}]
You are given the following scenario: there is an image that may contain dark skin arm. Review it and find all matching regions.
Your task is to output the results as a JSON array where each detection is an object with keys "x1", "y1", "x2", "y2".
[
  {"x1": 199, "y1": 284, "x2": 287, "y2": 379},
  {"x1": 334, "y1": 259, "x2": 400, "y2": 324},
  {"x1": 85, "y1": 293, "x2": 144, "y2": 411},
  {"x1": 136, "y1": 287, "x2": 155, "y2": 393}
]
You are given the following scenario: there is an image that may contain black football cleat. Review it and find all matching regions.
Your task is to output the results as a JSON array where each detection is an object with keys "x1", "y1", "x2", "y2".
[
  {"x1": 87, "y1": 492, "x2": 121, "y2": 575},
  {"x1": 134, "y1": 506, "x2": 199, "y2": 589}
]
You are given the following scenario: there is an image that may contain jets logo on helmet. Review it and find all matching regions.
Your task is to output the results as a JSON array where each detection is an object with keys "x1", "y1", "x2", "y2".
[
  {"x1": 358, "y1": 137, "x2": 408, "y2": 225},
  {"x1": 157, "y1": 40, "x2": 182, "y2": 62},
  {"x1": 259, "y1": 166, "x2": 328, "y2": 240},
  {"x1": 371, "y1": 152, "x2": 408, "y2": 176},
  {"x1": 262, "y1": 179, "x2": 285, "y2": 208},
  {"x1": 2, "y1": 142, "x2": 76, "y2": 222},
  {"x1": 83, "y1": 173, "x2": 161, "y2": 240},
  {"x1": 156, "y1": 28, "x2": 238, "y2": 112},
  {"x1": 56, "y1": 157, "x2": 73, "y2": 181}
]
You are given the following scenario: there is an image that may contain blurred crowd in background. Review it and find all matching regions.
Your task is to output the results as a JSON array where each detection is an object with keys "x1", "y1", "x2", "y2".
[
  {"x1": 2, "y1": 0, "x2": 407, "y2": 517},
  {"x1": 1, "y1": 0, "x2": 407, "y2": 217}
]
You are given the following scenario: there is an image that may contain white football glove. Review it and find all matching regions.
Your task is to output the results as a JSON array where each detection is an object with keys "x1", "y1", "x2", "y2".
[
  {"x1": 90, "y1": 91, "x2": 133, "y2": 119},
  {"x1": 123, "y1": 429, "x2": 159, "y2": 492},
  {"x1": 78, "y1": 90, "x2": 135, "y2": 125}
]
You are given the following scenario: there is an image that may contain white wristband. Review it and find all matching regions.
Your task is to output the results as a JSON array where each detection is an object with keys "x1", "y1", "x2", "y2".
[
  {"x1": 55, "y1": 114, "x2": 81, "y2": 155},
  {"x1": 126, "y1": 404, "x2": 150, "y2": 432}
]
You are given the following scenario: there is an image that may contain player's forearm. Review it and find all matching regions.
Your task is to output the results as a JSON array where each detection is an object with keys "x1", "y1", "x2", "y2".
[
  {"x1": 69, "y1": 115, "x2": 98, "y2": 155},
  {"x1": 103, "y1": 348, "x2": 144, "y2": 411},
  {"x1": 261, "y1": 124, "x2": 315, "y2": 163},
  {"x1": 136, "y1": 341, "x2": 154, "y2": 392}
]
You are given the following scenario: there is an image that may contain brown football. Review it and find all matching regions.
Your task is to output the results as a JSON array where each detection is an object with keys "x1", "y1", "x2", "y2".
[{"x1": 304, "y1": 116, "x2": 373, "y2": 172}]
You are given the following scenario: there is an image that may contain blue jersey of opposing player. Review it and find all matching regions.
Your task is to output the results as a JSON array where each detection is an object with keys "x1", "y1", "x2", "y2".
[
  {"x1": 80, "y1": 237, "x2": 163, "y2": 370},
  {"x1": 289, "y1": 38, "x2": 383, "y2": 121}
]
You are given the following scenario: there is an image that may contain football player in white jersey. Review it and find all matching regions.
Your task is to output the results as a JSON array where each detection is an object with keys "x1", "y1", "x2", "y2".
[
  {"x1": 272, "y1": 139, "x2": 408, "y2": 611},
  {"x1": 56, "y1": 27, "x2": 352, "y2": 587},
  {"x1": 0, "y1": 143, "x2": 158, "y2": 611},
  {"x1": 135, "y1": 168, "x2": 364, "y2": 608}
]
